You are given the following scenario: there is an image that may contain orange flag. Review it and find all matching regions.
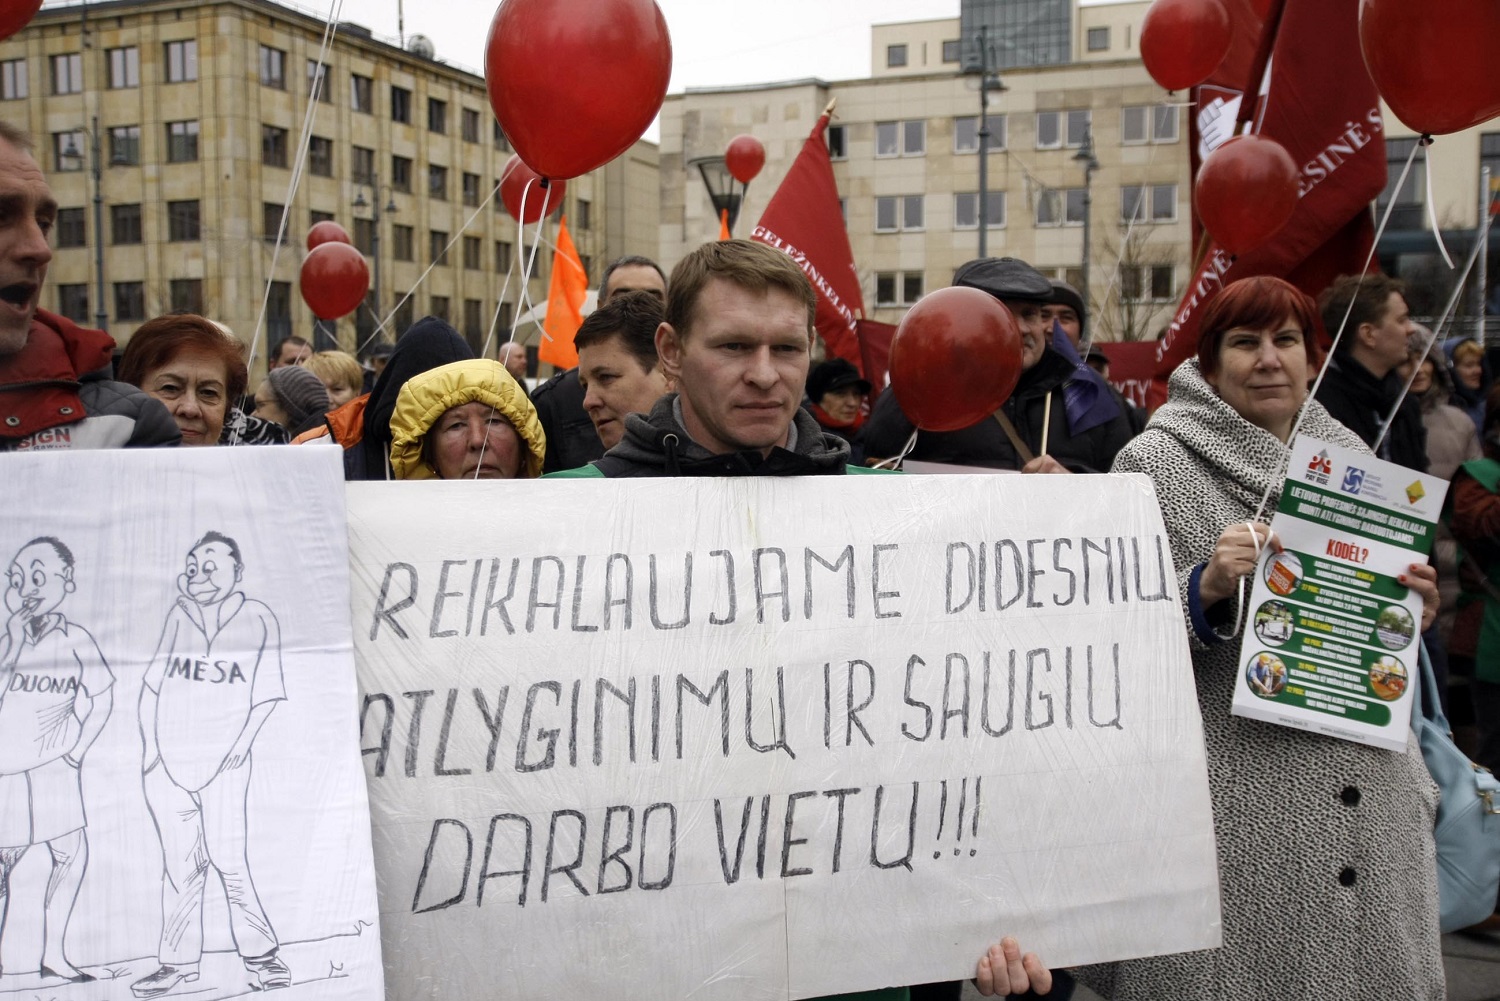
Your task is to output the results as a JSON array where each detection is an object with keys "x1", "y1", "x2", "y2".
[
  {"x1": 540, "y1": 216, "x2": 587, "y2": 369},
  {"x1": 718, "y1": 208, "x2": 731, "y2": 241}
]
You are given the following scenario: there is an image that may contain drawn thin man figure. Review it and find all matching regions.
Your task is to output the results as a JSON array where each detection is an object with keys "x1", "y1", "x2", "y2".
[
  {"x1": 0, "y1": 537, "x2": 114, "y2": 982},
  {"x1": 132, "y1": 532, "x2": 289, "y2": 997}
]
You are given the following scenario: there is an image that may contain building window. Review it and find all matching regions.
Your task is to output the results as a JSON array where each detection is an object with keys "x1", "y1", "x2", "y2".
[
  {"x1": 1036, "y1": 109, "x2": 1091, "y2": 149},
  {"x1": 954, "y1": 115, "x2": 1006, "y2": 153},
  {"x1": 259, "y1": 46, "x2": 286, "y2": 89},
  {"x1": 954, "y1": 191, "x2": 1006, "y2": 229},
  {"x1": 169, "y1": 279, "x2": 203, "y2": 315},
  {"x1": 462, "y1": 172, "x2": 481, "y2": 207},
  {"x1": 263, "y1": 202, "x2": 285, "y2": 241},
  {"x1": 392, "y1": 224, "x2": 414, "y2": 261},
  {"x1": 463, "y1": 236, "x2": 482, "y2": 270},
  {"x1": 494, "y1": 120, "x2": 509, "y2": 150},
  {"x1": 167, "y1": 200, "x2": 200, "y2": 241},
  {"x1": 827, "y1": 124, "x2": 847, "y2": 160},
  {"x1": 1087, "y1": 26, "x2": 1110, "y2": 51},
  {"x1": 111, "y1": 203, "x2": 142, "y2": 245},
  {"x1": 266, "y1": 281, "x2": 292, "y2": 341},
  {"x1": 1036, "y1": 188, "x2": 1086, "y2": 227},
  {"x1": 430, "y1": 231, "x2": 449, "y2": 265},
  {"x1": 108, "y1": 125, "x2": 140, "y2": 165},
  {"x1": 261, "y1": 126, "x2": 288, "y2": 168},
  {"x1": 1379, "y1": 137, "x2": 1425, "y2": 229},
  {"x1": 1122, "y1": 265, "x2": 1175, "y2": 302},
  {"x1": 166, "y1": 120, "x2": 199, "y2": 163},
  {"x1": 886, "y1": 44, "x2": 908, "y2": 68},
  {"x1": 391, "y1": 155, "x2": 412, "y2": 192},
  {"x1": 1481, "y1": 133, "x2": 1500, "y2": 194},
  {"x1": 462, "y1": 108, "x2": 481, "y2": 143},
  {"x1": 1066, "y1": 110, "x2": 1091, "y2": 147},
  {"x1": 875, "y1": 272, "x2": 924, "y2": 306},
  {"x1": 430, "y1": 296, "x2": 450, "y2": 322},
  {"x1": 351, "y1": 73, "x2": 373, "y2": 113},
  {"x1": 353, "y1": 218, "x2": 374, "y2": 255},
  {"x1": 55, "y1": 208, "x2": 86, "y2": 248},
  {"x1": 114, "y1": 282, "x2": 146, "y2": 322},
  {"x1": 50, "y1": 53, "x2": 82, "y2": 95},
  {"x1": 310, "y1": 209, "x2": 333, "y2": 226},
  {"x1": 428, "y1": 98, "x2": 447, "y2": 134},
  {"x1": 942, "y1": 39, "x2": 961, "y2": 63},
  {"x1": 497, "y1": 302, "x2": 514, "y2": 332},
  {"x1": 307, "y1": 60, "x2": 330, "y2": 103},
  {"x1": 57, "y1": 284, "x2": 88, "y2": 324},
  {"x1": 51, "y1": 130, "x2": 85, "y2": 172},
  {"x1": 390, "y1": 85, "x2": 411, "y2": 123},
  {"x1": 1121, "y1": 183, "x2": 1178, "y2": 223},
  {"x1": 308, "y1": 136, "x2": 333, "y2": 177},
  {"x1": 106, "y1": 47, "x2": 139, "y2": 89},
  {"x1": 495, "y1": 240, "x2": 512, "y2": 272},
  {"x1": 875, "y1": 194, "x2": 924, "y2": 232},
  {"x1": 352, "y1": 146, "x2": 375, "y2": 186},
  {"x1": 393, "y1": 298, "x2": 415, "y2": 337},
  {"x1": 464, "y1": 299, "x2": 484, "y2": 344},
  {"x1": 876, "y1": 120, "x2": 926, "y2": 158},
  {"x1": 1122, "y1": 105, "x2": 1179, "y2": 144},
  {"x1": 428, "y1": 164, "x2": 448, "y2": 200},
  {"x1": 576, "y1": 198, "x2": 591, "y2": 230},
  {"x1": 1, "y1": 59, "x2": 26, "y2": 100},
  {"x1": 164, "y1": 40, "x2": 197, "y2": 82}
]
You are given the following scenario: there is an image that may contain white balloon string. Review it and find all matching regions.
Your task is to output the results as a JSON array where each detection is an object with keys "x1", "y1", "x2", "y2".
[
  {"x1": 872, "y1": 429, "x2": 920, "y2": 470},
  {"x1": 1423, "y1": 139, "x2": 1455, "y2": 270},
  {"x1": 1245, "y1": 138, "x2": 1422, "y2": 525},
  {"x1": 1228, "y1": 521, "x2": 1264, "y2": 639}
]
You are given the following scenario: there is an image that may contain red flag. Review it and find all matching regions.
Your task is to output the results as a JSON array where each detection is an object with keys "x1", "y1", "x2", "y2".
[
  {"x1": 752, "y1": 105, "x2": 867, "y2": 372},
  {"x1": 1150, "y1": 0, "x2": 1386, "y2": 407},
  {"x1": 540, "y1": 217, "x2": 586, "y2": 369},
  {"x1": 855, "y1": 318, "x2": 896, "y2": 397}
]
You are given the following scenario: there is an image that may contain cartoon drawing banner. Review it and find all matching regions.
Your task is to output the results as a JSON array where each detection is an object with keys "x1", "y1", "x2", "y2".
[
  {"x1": 0, "y1": 448, "x2": 381, "y2": 1001},
  {"x1": 350, "y1": 474, "x2": 1222, "y2": 1001}
]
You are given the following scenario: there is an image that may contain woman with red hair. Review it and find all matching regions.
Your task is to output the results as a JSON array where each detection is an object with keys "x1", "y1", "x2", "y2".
[
  {"x1": 1081, "y1": 276, "x2": 1444, "y2": 1000},
  {"x1": 118, "y1": 315, "x2": 247, "y2": 446}
]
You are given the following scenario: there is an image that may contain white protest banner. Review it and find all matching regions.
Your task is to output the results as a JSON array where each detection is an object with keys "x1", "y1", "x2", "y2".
[
  {"x1": 0, "y1": 449, "x2": 382, "y2": 1001},
  {"x1": 351, "y1": 473, "x2": 1221, "y2": 1000},
  {"x1": 1231, "y1": 436, "x2": 1449, "y2": 751}
]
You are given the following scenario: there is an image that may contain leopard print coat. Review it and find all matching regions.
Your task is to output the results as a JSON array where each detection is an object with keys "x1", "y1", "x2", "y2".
[{"x1": 1076, "y1": 359, "x2": 1444, "y2": 1001}]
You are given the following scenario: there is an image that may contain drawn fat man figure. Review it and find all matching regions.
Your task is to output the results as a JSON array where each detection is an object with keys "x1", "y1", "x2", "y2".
[
  {"x1": 0, "y1": 537, "x2": 114, "y2": 983},
  {"x1": 133, "y1": 532, "x2": 289, "y2": 997}
]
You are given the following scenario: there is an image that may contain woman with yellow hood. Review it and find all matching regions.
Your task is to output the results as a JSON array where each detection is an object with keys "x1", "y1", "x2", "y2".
[{"x1": 388, "y1": 359, "x2": 547, "y2": 480}]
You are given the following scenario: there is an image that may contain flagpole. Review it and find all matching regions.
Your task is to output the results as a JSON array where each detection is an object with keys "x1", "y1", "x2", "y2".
[{"x1": 1478, "y1": 165, "x2": 1491, "y2": 341}]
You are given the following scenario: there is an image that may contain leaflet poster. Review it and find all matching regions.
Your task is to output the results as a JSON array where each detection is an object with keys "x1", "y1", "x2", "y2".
[{"x1": 1231, "y1": 436, "x2": 1449, "y2": 751}]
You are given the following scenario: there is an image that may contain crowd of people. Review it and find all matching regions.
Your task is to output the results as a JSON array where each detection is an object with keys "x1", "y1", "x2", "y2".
[{"x1": 3, "y1": 113, "x2": 1499, "y2": 1000}]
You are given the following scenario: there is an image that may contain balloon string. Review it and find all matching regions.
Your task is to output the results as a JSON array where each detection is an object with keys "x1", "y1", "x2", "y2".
[
  {"x1": 871, "y1": 429, "x2": 919, "y2": 470},
  {"x1": 1422, "y1": 137, "x2": 1455, "y2": 270},
  {"x1": 1373, "y1": 203, "x2": 1492, "y2": 453},
  {"x1": 244, "y1": 0, "x2": 343, "y2": 393},
  {"x1": 515, "y1": 188, "x2": 549, "y2": 348},
  {"x1": 1245, "y1": 137, "x2": 1421, "y2": 524}
]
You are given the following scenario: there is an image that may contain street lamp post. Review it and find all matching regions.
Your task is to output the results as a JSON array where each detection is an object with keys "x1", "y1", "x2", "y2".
[
  {"x1": 688, "y1": 155, "x2": 744, "y2": 237},
  {"x1": 972, "y1": 27, "x2": 1006, "y2": 259},
  {"x1": 58, "y1": 122, "x2": 108, "y2": 332},
  {"x1": 353, "y1": 179, "x2": 397, "y2": 343},
  {"x1": 1073, "y1": 129, "x2": 1100, "y2": 315}
]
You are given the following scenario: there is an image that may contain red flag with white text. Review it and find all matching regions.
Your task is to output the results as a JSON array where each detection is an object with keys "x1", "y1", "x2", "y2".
[
  {"x1": 1150, "y1": 0, "x2": 1386, "y2": 407},
  {"x1": 752, "y1": 111, "x2": 867, "y2": 371}
]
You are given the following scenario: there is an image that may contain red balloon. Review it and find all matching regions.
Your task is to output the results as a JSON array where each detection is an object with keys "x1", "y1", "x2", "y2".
[
  {"x1": 499, "y1": 154, "x2": 567, "y2": 223},
  {"x1": 485, "y1": 0, "x2": 672, "y2": 180},
  {"x1": 300, "y1": 242, "x2": 369, "y2": 321},
  {"x1": 725, "y1": 135, "x2": 765, "y2": 184},
  {"x1": 0, "y1": 0, "x2": 42, "y2": 42},
  {"x1": 888, "y1": 287, "x2": 1024, "y2": 433},
  {"x1": 1140, "y1": 0, "x2": 1232, "y2": 91},
  {"x1": 1360, "y1": 0, "x2": 1500, "y2": 136},
  {"x1": 1196, "y1": 134, "x2": 1299, "y2": 256},
  {"x1": 306, "y1": 220, "x2": 351, "y2": 251}
]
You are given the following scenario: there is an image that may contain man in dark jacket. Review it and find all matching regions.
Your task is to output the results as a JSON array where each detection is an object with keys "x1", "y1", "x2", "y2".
[
  {"x1": 550, "y1": 240, "x2": 869, "y2": 479},
  {"x1": 1314, "y1": 273, "x2": 1428, "y2": 472},
  {"x1": 0, "y1": 122, "x2": 178, "y2": 452},
  {"x1": 533, "y1": 255, "x2": 667, "y2": 472},
  {"x1": 864, "y1": 258, "x2": 1134, "y2": 473}
]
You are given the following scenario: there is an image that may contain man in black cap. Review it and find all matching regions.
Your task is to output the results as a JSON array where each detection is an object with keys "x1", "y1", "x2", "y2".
[{"x1": 864, "y1": 257, "x2": 1136, "y2": 473}]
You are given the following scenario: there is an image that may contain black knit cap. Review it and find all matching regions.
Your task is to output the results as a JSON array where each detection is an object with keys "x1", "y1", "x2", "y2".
[
  {"x1": 1047, "y1": 279, "x2": 1086, "y2": 322},
  {"x1": 952, "y1": 257, "x2": 1053, "y2": 303}
]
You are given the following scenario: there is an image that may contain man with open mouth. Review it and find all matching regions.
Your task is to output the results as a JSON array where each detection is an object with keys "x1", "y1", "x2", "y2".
[{"x1": 0, "y1": 121, "x2": 178, "y2": 452}]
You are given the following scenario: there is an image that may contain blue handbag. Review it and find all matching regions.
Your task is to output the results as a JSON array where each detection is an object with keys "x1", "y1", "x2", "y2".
[{"x1": 1413, "y1": 643, "x2": 1500, "y2": 931}]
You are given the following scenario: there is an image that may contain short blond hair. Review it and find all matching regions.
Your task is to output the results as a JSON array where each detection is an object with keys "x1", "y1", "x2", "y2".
[{"x1": 303, "y1": 350, "x2": 363, "y2": 396}]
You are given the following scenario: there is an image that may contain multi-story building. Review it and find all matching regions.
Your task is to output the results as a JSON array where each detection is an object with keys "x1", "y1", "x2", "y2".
[
  {"x1": 0, "y1": 0, "x2": 660, "y2": 372},
  {"x1": 661, "y1": 1, "x2": 1193, "y2": 342}
]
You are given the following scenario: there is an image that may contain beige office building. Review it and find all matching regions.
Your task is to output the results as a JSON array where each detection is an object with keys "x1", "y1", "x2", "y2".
[
  {"x1": 0, "y1": 0, "x2": 660, "y2": 371},
  {"x1": 660, "y1": 2, "x2": 1193, "y2": 342}
]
